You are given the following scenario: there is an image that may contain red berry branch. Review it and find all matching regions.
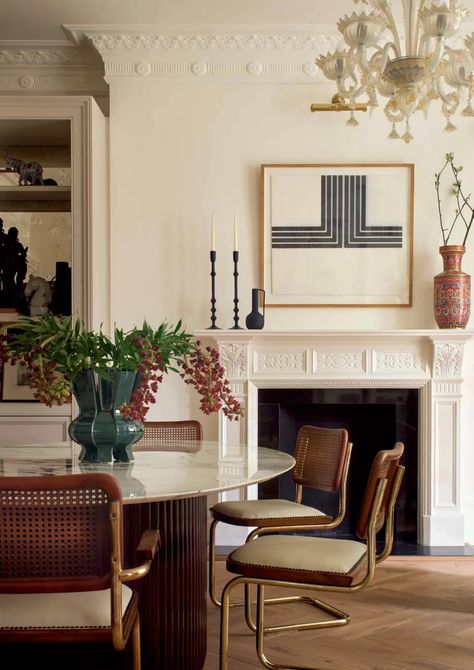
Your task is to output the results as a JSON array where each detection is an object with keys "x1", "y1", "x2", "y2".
[
  {"x1": 180, "y1": 344, "x2": 244, "y2": 421},
  {"x1": 0, "y1": 316, "x2": 244, "y2": 423},
  {"x1": 119, "y1": 336, "x2": 164, "y2": 422}
]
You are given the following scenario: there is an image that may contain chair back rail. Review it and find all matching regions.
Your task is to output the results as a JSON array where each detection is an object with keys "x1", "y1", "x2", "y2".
[{"x1": 292, "y1": 425, "x2": 349, "y2": 492}]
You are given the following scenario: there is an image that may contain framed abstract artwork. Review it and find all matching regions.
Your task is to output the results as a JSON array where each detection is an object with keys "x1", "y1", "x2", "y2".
[{"x1": 260, "y1": 163, "x2": 414, "y2": 307}]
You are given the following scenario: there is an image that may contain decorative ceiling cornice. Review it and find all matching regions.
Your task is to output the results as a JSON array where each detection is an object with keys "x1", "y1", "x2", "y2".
[
  {"x1": 84, "y1": 32, "x2": 338, "y2": 54},
  {"x1": 0, "y1": 47, "x2": 85, "y2": 66},
  {"x1": 0, "y1": 42, "x2": 107, "y2": 97},
  {"x1": 61, "y1": 27, "x2": 340, "y2": 83}
]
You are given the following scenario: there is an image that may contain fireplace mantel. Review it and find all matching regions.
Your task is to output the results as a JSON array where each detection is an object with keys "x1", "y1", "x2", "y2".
[{"x1": 196, "y1": 329, "x2": 474, "y2": 547}]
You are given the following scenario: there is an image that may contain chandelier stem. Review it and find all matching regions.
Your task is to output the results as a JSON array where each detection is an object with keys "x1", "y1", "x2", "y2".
[
  {"x1": 379, "y1": 1, "x2": 402, "y2": 56},
  {"x1": 403, "y1": 0, "x2": 423, "y2": 55}
]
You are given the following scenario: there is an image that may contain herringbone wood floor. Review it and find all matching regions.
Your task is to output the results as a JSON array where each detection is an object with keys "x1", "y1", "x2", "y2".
[{"x1": 204, "y1": 557, "x2": 474, "y2": 670}]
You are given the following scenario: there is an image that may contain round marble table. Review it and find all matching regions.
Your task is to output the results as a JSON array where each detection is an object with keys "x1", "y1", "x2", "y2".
[{"x1": 0, "y1": 441, "x2": 295, "y2": 670}]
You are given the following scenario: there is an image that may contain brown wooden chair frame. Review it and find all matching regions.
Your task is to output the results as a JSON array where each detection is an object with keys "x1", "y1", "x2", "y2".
[
  {"x1": 209, "y1": 426, "x2": 353, "y2": 613},
  {"x1": 0, "y1": 473, "x2": 160, "y2": 670},
  {"x1": 218, "y1": 443, "x2": 405, "y2": 670}
]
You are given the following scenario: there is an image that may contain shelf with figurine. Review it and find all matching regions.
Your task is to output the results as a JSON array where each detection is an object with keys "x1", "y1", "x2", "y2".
[
  {"x1": 0, "y1": 185, "x2": 71, "y2": 201},
  {"x1": 0, "y1": 152, "x2": 71, "y2": 211}
]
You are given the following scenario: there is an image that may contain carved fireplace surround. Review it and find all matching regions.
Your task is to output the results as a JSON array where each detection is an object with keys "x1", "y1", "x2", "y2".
[{"x1": 196, "y1": 329, "x2": 473, "y2": 548}]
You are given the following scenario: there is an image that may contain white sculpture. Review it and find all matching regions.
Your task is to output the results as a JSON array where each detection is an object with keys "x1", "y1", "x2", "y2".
[{"x1": 24, "y1": 274, "x2": 52, "y2": 316}]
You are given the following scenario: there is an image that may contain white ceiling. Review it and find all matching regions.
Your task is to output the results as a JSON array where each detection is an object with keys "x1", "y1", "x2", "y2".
[
  {"x1": 1, "y1": 0, "x2": 474, "y2": 43},
  {"x1": 0, "y1": 0, "x2": 451, "y2": 42}
]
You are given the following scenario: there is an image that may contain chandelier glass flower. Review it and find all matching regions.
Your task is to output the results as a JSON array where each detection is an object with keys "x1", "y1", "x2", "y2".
[{"x1": 316, "y1": 0, "x2": 474, "y2": 142}]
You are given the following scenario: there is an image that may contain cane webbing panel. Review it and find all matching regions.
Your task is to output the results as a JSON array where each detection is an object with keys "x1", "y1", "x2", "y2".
[
  {"x1": 135, "y1": 420, "x2": 203, "y2": 450},
  {"x1": 0, "y1": 473, "x2": 121, "y2": 593},
  {"x1": 292, "y1": 425, "x2": 349, "y2": 492}
]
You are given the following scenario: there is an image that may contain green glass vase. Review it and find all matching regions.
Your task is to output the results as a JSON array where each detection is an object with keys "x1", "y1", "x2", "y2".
[{"x1": 68, "y1": 369, "x2": 144, "y2": 463}]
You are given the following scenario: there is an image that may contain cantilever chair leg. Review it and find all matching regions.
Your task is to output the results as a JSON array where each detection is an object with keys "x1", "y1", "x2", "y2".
[
  {"x1": 256, "y1": 585, "x2": 326, "y2": 670},
  {"x1": 220, "y1": 577, "x2": 350, "y2": 670},
  {"x1": 131, "y1": 612, "x2": 141, "y2": 670},
  {"x1": 212, "y1": 520, "x2": 349, "y2": 635},
  {"x1": 245, "y1": 585, "x2": 350, "y2": 635},
  {"x1": 209, "y1": 518, "x2": 222, "y2": 607}
]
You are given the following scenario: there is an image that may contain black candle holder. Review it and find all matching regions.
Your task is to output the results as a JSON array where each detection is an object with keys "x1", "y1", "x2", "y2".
[
  {"x1": 207, "y1": 250, "x2": 220, "y2": 330},
  {"x1": 230, "y1": 250, "x2": 243, "y2": 330}
]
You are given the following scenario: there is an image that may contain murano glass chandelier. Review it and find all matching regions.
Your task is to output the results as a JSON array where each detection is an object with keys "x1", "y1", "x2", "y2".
[{"x1": 316, "y1": 0, "x2": 474, "y2": 142}]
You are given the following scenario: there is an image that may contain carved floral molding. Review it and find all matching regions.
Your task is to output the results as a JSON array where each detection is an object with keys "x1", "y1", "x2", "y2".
[
  {"x1": 433, "y1": 342, "x2": 464, "y2": 379},
  {"x1": 218, "y1": 343, "x2": 248, "y2": 380},
  {"x1": 86, "y1": 32, "x2": 337, "y2": 53}
]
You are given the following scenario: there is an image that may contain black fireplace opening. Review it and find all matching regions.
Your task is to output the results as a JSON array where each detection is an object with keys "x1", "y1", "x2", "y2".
[{"x1": 258, "y1": 388, "x2": 418, "y2": 547}]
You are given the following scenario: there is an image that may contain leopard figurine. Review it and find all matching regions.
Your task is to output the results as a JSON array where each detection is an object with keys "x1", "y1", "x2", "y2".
[{"x1": 4, "y1": 153, "x2": 44, "y2": 185}]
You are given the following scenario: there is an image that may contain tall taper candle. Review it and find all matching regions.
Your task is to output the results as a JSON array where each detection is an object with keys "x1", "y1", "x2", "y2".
[
  {"x1": 211, "y1": 211, "x2": 216, "y2": 251},
  {"x1": 233, "y1": 213, "x2": 238, "y2": 251}
]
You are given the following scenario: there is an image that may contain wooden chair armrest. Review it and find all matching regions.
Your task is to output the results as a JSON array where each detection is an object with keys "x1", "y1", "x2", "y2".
[
  {"x1": 136, "y1": 529, "x2": 161, "y2": 560},
  {"x1": 119, "y1": 529, "x2": 160, "y2": 582}
]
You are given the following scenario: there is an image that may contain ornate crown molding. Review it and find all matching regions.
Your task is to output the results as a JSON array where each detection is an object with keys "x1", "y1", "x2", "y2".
[
  {"x1": 85, "y1": 32, "x2": 337, "y2": 53},
  {"x1": 0, "y1": 47, "x2": 85, "y2": 66},
  {"x1": 0, "y1": 41, "x2": 107, "y2": 97},
  {"x1": 62, "y1": 26, "x2": 338, "y2": 83}
]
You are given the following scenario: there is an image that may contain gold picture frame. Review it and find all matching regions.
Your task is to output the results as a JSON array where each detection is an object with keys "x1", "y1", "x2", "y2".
[
  {"x1": 260, "y1": 163, "x2": 414, "y2": 307},
  {"x1": 1, "y1": 360, "x2": 38, "y2": 401}
]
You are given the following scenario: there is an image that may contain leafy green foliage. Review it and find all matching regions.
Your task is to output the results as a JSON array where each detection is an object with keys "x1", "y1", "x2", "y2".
[{"x1": 0, "y1": 313, "x2": 243, "y2": 421}]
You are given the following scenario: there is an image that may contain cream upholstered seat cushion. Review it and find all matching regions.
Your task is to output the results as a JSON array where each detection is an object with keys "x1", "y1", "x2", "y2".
[
  {"x1": 211, "y1": 499, "x2": 327, "y2": 521},
  {"x1": 229, "y1": 535, "x2": 367, "y2": 576},
  {"x1": 0, "y1": 584, "x2": 133, "y2": 630}
]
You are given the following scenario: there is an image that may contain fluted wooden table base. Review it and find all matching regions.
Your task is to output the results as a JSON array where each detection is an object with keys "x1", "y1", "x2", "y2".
[{"x1": 124, "y1": 495, "x2": 208, "y2": 670}]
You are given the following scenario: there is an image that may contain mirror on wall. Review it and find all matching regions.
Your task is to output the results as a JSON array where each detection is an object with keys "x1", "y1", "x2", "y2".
[{"x1": 0, "y1": 119, "x2": 72, "y2": 316}]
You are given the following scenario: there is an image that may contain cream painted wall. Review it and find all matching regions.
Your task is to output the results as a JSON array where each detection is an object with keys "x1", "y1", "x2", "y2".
[
  {"x1": 106, "y1": 76, "x2": 474, "y2": 539},
  {"x1": 108, "y1": 78, "x2": 474, "y2": 331}
]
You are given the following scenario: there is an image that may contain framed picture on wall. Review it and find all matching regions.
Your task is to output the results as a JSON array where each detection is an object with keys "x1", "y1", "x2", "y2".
[
  {"x1": 260, "y1": 163, "x2": 414, "y2": 307},
  {"x1": 1, "y1": 360, "x2": 37, "y2": 401}
]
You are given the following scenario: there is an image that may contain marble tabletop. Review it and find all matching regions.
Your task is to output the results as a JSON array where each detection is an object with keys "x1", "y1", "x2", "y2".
[{"x1": 0, "y1": 441, "x2": 295, "y2": 504}]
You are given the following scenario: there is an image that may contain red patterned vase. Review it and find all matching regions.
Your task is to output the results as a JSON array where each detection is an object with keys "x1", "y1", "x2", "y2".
[{"x1": 434, "y1": 245, "x2": 471, "y2": 328}]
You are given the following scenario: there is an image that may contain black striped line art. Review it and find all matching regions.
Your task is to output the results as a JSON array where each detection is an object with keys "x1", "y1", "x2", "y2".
[{"x1": 271, "y1": 175, "x2": 403, "y2": 248}]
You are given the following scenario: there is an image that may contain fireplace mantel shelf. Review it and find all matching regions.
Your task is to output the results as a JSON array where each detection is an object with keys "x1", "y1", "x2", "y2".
[{"x1": 195, "y1": 329, "x2": 474, "y2": 341}]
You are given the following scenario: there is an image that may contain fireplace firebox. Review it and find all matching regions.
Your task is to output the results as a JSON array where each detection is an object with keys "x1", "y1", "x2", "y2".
[{"x1": 258, "y1": 387, "x2": 418, "y2": 545}]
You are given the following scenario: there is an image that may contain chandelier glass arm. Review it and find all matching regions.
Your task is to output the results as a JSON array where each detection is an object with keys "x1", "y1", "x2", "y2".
[
  {"x1": 436, "y1": 78, "x2": 460, "y2": 108},
  {"x1": 426, "y1": 36, "x2": 445, "y2": 71},
  {"x1": 336, "y1": 75, "x2": 366, "y2": 102},
  {"x1": 377, "y1": 0, "x2": 402, "y2": 56}
]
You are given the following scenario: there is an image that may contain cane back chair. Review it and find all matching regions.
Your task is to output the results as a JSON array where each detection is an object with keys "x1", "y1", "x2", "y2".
[
  {"x1": 135, "y1": 419, "x2": 203, "y2": 452},
  {"x1": 209, "y1": 425, "x2": 352, "y2": 608},
  {"x1": 0, "y1": 473, "x2": 160, "y2": 670},
  {"x1": 219, "y1": 442, "x2": 405, "y2": 670}
]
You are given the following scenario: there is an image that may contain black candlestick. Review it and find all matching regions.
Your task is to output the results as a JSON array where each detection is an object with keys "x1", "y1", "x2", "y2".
[
  {"x1": 207, "y1": 250, "x2": 220, "y2": 330},
  {"x1": 230, "y1": 250, "x2": 243, "y2": 329}
]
